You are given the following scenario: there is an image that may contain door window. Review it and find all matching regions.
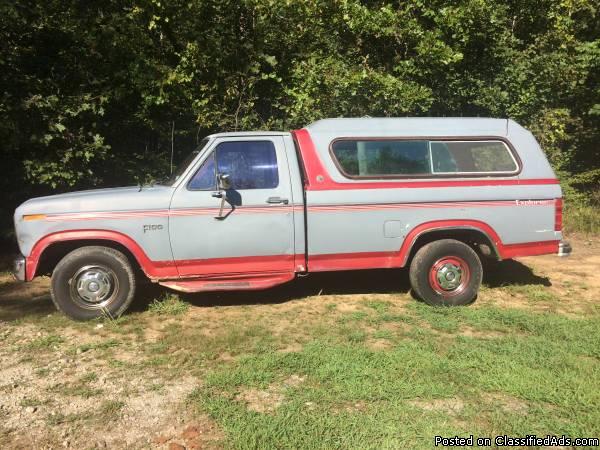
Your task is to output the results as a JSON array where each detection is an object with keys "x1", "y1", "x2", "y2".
[
  {"x1": 188, "y1": 152, "x2": 216, "y2": 190},
  {"x1": 216, "y1": 141, "x2": 279, "y2": 189},
  {"x1": 188, "y1": 140, "x2": 279, "y2": 190}
]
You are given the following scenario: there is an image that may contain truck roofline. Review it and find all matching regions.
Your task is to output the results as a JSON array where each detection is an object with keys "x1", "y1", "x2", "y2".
[{"x1": 206, "y1": 131, "x2": 290, "y2": 138}]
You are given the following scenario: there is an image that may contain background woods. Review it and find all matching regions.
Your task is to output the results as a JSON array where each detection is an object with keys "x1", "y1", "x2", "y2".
[{"x1": 1, "y1": 0, "x2": 598, "y2": 235}]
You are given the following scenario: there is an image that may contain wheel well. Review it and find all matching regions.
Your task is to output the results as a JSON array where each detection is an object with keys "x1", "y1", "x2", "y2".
[
  {"x1": 406, "y1": 228, "x2": 499, "y2": 265},
  {"x1": 35, "y1": 240, "x2": 143, "y2": 277}
]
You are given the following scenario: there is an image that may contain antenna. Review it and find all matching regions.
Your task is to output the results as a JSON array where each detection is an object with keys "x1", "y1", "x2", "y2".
[{"x1": 170, "y1": 121, "x2": 175, "y2": 174}]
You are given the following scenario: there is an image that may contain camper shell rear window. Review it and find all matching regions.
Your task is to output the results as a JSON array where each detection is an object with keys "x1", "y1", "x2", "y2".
[{"x1": 330, "y1": 138, "x2": 520, "y2": 178}]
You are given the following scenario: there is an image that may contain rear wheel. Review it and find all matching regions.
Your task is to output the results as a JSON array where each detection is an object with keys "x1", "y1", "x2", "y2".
[
  {"x1": 409, "y1": 239, "x2": 482, "y2": 306},
  {"x1": 50, "y1": 246, "x2": 136, "y2": 320}
]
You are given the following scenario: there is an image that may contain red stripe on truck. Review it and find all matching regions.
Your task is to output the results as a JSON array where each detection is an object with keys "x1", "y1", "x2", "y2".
[
  {"x1": 501, "y1": 240, "x2": 560, "y2": 259},
  {"x1": 173, "y1": 254, "x2": 296, "y2": 278},
  {"x1": 31, "y1": 199, "x2": 556, "y2": 223}
]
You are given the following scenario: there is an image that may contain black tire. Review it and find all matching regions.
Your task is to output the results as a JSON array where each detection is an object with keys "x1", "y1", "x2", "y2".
[
  {"x1": 409, "y1": 239, "x2": 482, "y2": 306},
  {"x1": 50, "y1": 246, "x2": 136, "y2": 320}
]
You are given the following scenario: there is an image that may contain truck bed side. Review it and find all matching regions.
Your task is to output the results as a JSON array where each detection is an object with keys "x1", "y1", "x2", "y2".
[{"x1": 292, "y1": 118, "x2": 562, "y2": 272}]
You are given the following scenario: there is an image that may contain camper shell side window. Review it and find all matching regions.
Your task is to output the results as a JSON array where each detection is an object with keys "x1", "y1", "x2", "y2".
[{"x1": 329, "y1": 137, "x2": 521, "y2": 179}]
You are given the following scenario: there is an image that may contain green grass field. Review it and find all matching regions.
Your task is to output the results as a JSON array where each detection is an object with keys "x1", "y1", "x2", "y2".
[{"x1": 183, "y1": 301, "x2": 600, "y2": 449}]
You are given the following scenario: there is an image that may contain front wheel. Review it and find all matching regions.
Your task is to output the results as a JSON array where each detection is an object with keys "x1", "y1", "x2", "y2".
[
  {"x1": 409, "y1": 239, "x2": 482, "y2": 306},
  {"x1": 50, "y1": 246, "x2": 136, "y2": 320}
]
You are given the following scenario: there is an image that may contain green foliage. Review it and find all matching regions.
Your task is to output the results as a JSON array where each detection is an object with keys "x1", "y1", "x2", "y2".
[
  {"x1": 0, "y1": 0, "x2": 599, "y2": 228},
  {"x1": 564, "y1": 203, "x2": 600, "y2": 234}
]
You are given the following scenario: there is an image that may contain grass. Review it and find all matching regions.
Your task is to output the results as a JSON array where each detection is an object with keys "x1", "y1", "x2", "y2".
[
  {"x1": 98, "y1": 400, "x2": 125, "y2": 419},
  {"x1": 25, "y1": 334, "x2": 64, "y2": 350},
  {"x1": 0, "y1": 272, "x2": 12, "y2": 288},
  {"x1": 48, "y1": 372, "x2": 103, "y2": 399},
  {"x1": 189, "y1": 304, "x2": 600, "y2": 449},
  {"x1": 20, "y1": 397, "x2": 48, "y2": 408},
  {"x1": 73, "y1": 339, "x2": 120, "y2": 354},
  {"x1": 148, "y1": 293, "x2": 189, "y2": 316},
  {"x1": 491, "y1": 283, "x2": 559, "y2": 303},
  {"x1": 45, "y1": 400, "x2": 124, "y2": 427},
  {"x1": 46, "y1": 411, "x2": 93, "y2": 426}
]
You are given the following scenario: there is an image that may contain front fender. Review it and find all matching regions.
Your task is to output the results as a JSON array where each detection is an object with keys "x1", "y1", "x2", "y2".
[{"x1": 26, "y1": 229, "x2": 178, "y2": 281}]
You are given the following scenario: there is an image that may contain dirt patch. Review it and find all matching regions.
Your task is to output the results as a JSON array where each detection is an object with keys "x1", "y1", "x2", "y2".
[
  {"x1": 277, "y1": 342, "x2": 304, "y2": 353},
  {"x1": 460, "y1": 326, "x2": 506, "y2": 339},
  {"x1": 283, "y1": 374, "x2": 305, "y2": 387},
  {"x1": 482, "y1": 392, "x2": 528, "y2": 414},
  {"x1": 235, "y1": 388, "x2": 284, "y2": 414},
  {"x1": 474, "y1": 236, "x2": 600, "y2": 315},
  {"x1": 409, "y1": 397, "x2": 465, "y2": 415},
  {"x1": 234, "y1": 375, "x2": 305, "y2": 414},
  {"x1": 0, "y1": 275, "x2": 51, "y2": 300},
  {"x1": 0, "y1": 275, "x2": 53, "y2": 321},
  {"x1": 366, "y1": 338, "x2": 394, "y2": 350},
  {"x1": 341, "y1": 401, "x2": 368, "y2": 413},
  {"x1": 152, "y1": 417, "x2": 224, "y2": 449},
  {"x1": 511, "y1": 238, "x2": 599, "y2": 315},
  {"x1": 0, "y1": 323, "x2": 211, "y2": 449},
  {"x1": 334, "y1": 302, "x2": 362, "y2": 313}
]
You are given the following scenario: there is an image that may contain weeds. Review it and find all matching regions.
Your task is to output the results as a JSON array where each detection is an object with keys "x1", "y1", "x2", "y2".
[
  {"x1": 73, "y1": 339, "x2": 120, "y2": 354},
  {"x1": 46, "y1": 411, "x2": 92, "y2": 426},
  {"x1": 25, "y1": 334, "x2": 64, "y2": 350},
  {"x1": 564, "y1": 203, "x2": 600, "y2": 234},
  {"x1": 98, "y1": 400, "x2": 125, "y2": 419},
  {"x1": 499, "y1": 284, "x2": 558, "y2": 302},
  {"x1": 148, "y1": 294, "x2": 189, "y2": 316}
]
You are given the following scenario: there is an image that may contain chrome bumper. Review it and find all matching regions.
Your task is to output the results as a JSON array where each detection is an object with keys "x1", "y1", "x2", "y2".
[
  {"x1": 12, "y1": 254, "x2": 26, "y2": 281},
  {"x1": 558, "y1": 241, "x2": 572, "y2": 257}
]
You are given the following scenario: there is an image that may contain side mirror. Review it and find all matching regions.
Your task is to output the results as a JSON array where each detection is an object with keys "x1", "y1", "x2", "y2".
[
  {"x1": 213, "y1": 173, "x2": 233, "y2": 220},
  {"x1": 217, "y1": 173, "x2": 231, "y2": 190}
]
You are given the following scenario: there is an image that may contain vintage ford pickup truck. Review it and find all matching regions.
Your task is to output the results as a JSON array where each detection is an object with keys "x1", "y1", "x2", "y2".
[{"x1": 13, "y1": 118, "x2": 571, "y2": 319}]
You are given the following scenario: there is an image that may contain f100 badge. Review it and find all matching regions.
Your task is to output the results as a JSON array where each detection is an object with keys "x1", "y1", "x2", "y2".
[{"x1": 143, "y1": 224, "x2": 164, "y2": 233}]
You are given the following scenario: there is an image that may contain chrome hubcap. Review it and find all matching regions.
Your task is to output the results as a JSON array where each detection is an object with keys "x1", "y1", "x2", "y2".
[
  {"x1": 435, "y1": 263, "x2": 463, "y2": 291},
  {"x1": 69, "y1": 265, "x2": 118, "y2": 309}
]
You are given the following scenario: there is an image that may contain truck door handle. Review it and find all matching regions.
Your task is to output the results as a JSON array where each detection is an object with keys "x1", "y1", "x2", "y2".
[
  {"x1": 266, "y1": 196, "x2": 289, "y2": 205},
  {"x1": 211, "y1": 191, "x2": 223, "y2": 198}
]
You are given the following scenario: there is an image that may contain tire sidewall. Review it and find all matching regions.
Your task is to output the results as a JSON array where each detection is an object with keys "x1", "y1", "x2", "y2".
[
  {"x1": 51, "y1": 247, "x2": 135, "y2": 320},
  {"x1": 410, "y1": 240, "x2": 482, "y2": 306}
]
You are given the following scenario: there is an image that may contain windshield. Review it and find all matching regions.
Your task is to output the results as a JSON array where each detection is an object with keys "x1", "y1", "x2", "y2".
[{"x1": 161, "y1": 138, "x2": 210, "y2": 186}]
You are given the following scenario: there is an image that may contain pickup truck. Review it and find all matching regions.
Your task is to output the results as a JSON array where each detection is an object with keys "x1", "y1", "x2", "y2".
[{"x1": 13, "y1": 118, "x2": 571, "y2": 320}]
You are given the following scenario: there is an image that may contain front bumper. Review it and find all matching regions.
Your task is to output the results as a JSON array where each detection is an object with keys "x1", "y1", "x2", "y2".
[
  {"x1": 12, "y1": 254, "x2": 26, "y2": 281},
  {"x1": 558, "y1": 241, "x2": 572, "y2": 257}
]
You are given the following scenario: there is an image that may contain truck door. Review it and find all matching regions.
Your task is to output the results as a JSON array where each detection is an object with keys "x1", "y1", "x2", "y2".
[{"x1": 169, "y1": 136, "x2": 296, "y2": 277}]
